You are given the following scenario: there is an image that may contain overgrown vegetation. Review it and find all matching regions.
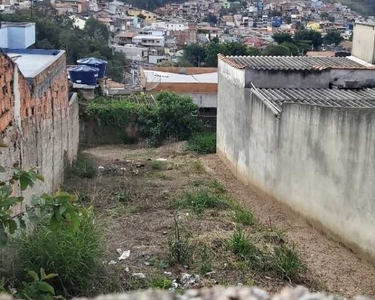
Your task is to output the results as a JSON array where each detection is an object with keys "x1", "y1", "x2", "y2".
[
  {"x1": 86, "y1": 92, "x2": 203, "y2": 146},
  {"x1": 0, "y1": 165, "x2": 101, "y2": 299},
  {"x1": 15, "y1": 212, "x2": 103, "y2": 297},
  {"x1": 187, "y1": 133, "x2": 216, "y2": 154}
]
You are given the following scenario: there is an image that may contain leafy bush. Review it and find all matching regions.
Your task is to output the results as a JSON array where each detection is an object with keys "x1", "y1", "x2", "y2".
[
  {"x1": 86, "y1": 92, "x2": 202, "y2": 146},
  {"x1": 149, "y1": 276, "x2": 173, "y2": 289},
  {"x1": 173, "y1": 190, "x2": 228, "y2": 214},
  {"x1": 0, "y1": 165, "x2": 89, "y2": 298},
  {"x1": 70, "y1": 156, "x2": 97, "y2": 179},
  {"x1": 187, "y1": 133, "x2": 216, "y2": 154},
  {"x1": 17, "y1": 269, "x2": 58, "y2": 300},
  {"x1": 15, "y1": 212, "x2": 104, "y2": 297},
  {"x1": 272, "y1": 244, "x2": 304, "y2": 280},
  {"x1": 233, "y1": 209, "x2": 257, "y2": 226}
]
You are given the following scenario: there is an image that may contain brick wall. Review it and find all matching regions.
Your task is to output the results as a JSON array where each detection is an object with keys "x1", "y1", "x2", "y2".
[{"x1": 0, "y1": 53, "x2": 79, "y2": 199}]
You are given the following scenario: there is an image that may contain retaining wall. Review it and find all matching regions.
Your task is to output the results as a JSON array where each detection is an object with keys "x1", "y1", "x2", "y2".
[{"x1": 217, "y1": 71, "x2": 375, "y2": 260}]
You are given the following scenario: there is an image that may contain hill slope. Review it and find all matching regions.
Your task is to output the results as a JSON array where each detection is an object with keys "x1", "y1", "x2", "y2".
[
  {"x1": 123, "y1": 0, "x2": 184, "y2": 11},
  {"x1": 339, "y1": 0, "x2": 375, "y2": 15}
]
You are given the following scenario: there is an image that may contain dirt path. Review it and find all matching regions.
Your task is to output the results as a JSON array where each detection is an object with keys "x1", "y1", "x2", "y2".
[{"x1": 203, "y1": 155, "x2": 375, "y2": 298}]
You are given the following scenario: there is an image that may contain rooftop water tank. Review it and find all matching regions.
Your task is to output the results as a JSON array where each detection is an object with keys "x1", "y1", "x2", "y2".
[
  {"x1": 68, "y1": 65, "x2": 99, "y2": 86},
  {"x1": 77, "y1": 57, "x2": 107, "y2": 79}
]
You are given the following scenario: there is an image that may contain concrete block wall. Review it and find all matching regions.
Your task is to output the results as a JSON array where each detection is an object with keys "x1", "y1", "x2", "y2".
[
  {"x1": 0, "y1": 53, "x2": 79, "y2": 200},
  {"x1": 217, "y1": 61, "x2": 375, "y2": 261}
]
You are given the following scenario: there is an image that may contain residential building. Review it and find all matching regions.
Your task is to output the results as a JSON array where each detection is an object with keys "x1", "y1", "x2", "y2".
[
  {"x1": 127, "y1": 9, "x2": 159, "y2": 25},
  {"x1": 132, "y1": 34, "x2": 165, "y2": 48},
  {"x1": 113, "y1": 44, "x2": 148, "y2": 61},
  {"x1": 115, "y1": 32, "x2": 137, "y2": 45}
]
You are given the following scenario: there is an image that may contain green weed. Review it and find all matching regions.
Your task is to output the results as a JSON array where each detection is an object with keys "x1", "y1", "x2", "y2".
[
  {"x1": 173, "y1": 190, "x2": 229, "y2": 214},
  {"x1": 192, "y1": 179, "x2": 204, "y2": 187},
  {"x1": 150, "y1": 276, "x2": 173, "y2": 289},
  {"x1": 115, "y1": 190, "x2": 131, "y2": 202},
  {"x1": 233, "y1": 209, "x2": 257, "y2": 226},
  {"x1": 272, "y1": 244, "x2": 304, "y2": 280},
  {"x1": 227, "y1": 228, "x2": 263, "y2": 266},
  {"x1": 209, "y1": 180, "x2": 227, "y2": 194}
]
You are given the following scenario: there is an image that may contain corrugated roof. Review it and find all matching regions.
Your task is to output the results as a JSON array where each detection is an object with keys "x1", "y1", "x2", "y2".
[
  {"x1": 219, "y1": 54, "x2": 371, "y2": 70},
  {"x1": 253, "y1": 87, "x2": 375, "y2": 114}
]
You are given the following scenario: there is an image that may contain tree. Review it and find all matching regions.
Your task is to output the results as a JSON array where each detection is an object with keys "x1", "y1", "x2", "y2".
[
  {"x1": 203, "y1": 14, "x2": 218, "y2": 24},
  {"x1": 270, "y1": 9, "x2": 282, "y2": 17},
  {"x1": 262, "y1": 44, "x2": 290, "y2": 56},
  {"x1": 204, "y1": 41, "x2": 222, "y2": 67},
  {"x1": 294, "y1": 29, "x2": 323, "y2": 49},
  {"x1": 320, "y1": 12, "x2": 330, "y2": 20},
  {"x1": 273, "y1": 32, "x2": 293, "y2": 44},
  {"x1": 183, "y1": 44, "x2": 206, "y2": 67},
  {"x1": 280, "y1": 42, "x2": 299, "y2": 56},
  {"x1": 323, "y1": 31, "x2": 343, "y2": 45}
]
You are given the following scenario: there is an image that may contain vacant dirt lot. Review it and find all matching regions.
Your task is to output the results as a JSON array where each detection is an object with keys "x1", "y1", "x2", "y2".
[{"x1": 66, "y1": 143, "x2": 375, "y2": 297}]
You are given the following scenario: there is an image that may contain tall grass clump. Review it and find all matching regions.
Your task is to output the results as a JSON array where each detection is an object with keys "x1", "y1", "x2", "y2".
[
  {"x1": 15, "y1": 213, "x2": 104, "y2": 297},
  {"x1": 272, "y1": 244, "x2": 304, "y2": 280},
  {"x1": 168, "y1": 216, "x2": 194, "y2": 265},
  {"x1": 228, "y1": 228, "x2": 260, "y2": 261},
  {"x1": 233, "y1": 209, "x2": 257, "y2": 226},
  {"x1": 187, "y1": 133, "x2": 216, "y2": 154}
]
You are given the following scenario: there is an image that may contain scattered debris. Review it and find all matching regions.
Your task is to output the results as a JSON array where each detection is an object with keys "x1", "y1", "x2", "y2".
[
  {"x1": 108, "y1": 260, "x2": 117, "y2": 265},
  {"x1": 132, "y1": 273, "x2": 146, "y2": 279},
  {"x1": 118, "y1": 250, "x2": 130, "y2": 261},
  {"x1": 156, "y1": 158, "x2": 167, "y2": 162},
  {"x1": 172, "y1": 280, "x2": 179, "y2": 289},
  {"x1": 125, "y1": 267, "x2": 130, "y2": 272},
  {"x1": 136, "y1": 163, "x2": 145, "y2": 168},
  {"x1": 144, "y1": 261, "x2": 150, "y2": 266},
  {"x1": 98, "y1": 166, "x2": 105, "y2": 171},
  {"x1": 163, "y1": 271, "x2": 172, "y2": 276},
  {"x1": 180, "y1": 273, "x2": 201, "y2": 288}
]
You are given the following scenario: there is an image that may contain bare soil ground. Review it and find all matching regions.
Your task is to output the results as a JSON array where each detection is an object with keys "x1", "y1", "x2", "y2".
[{"x1": 65, "y1": 143, "x2": 375, "y2": 297}]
